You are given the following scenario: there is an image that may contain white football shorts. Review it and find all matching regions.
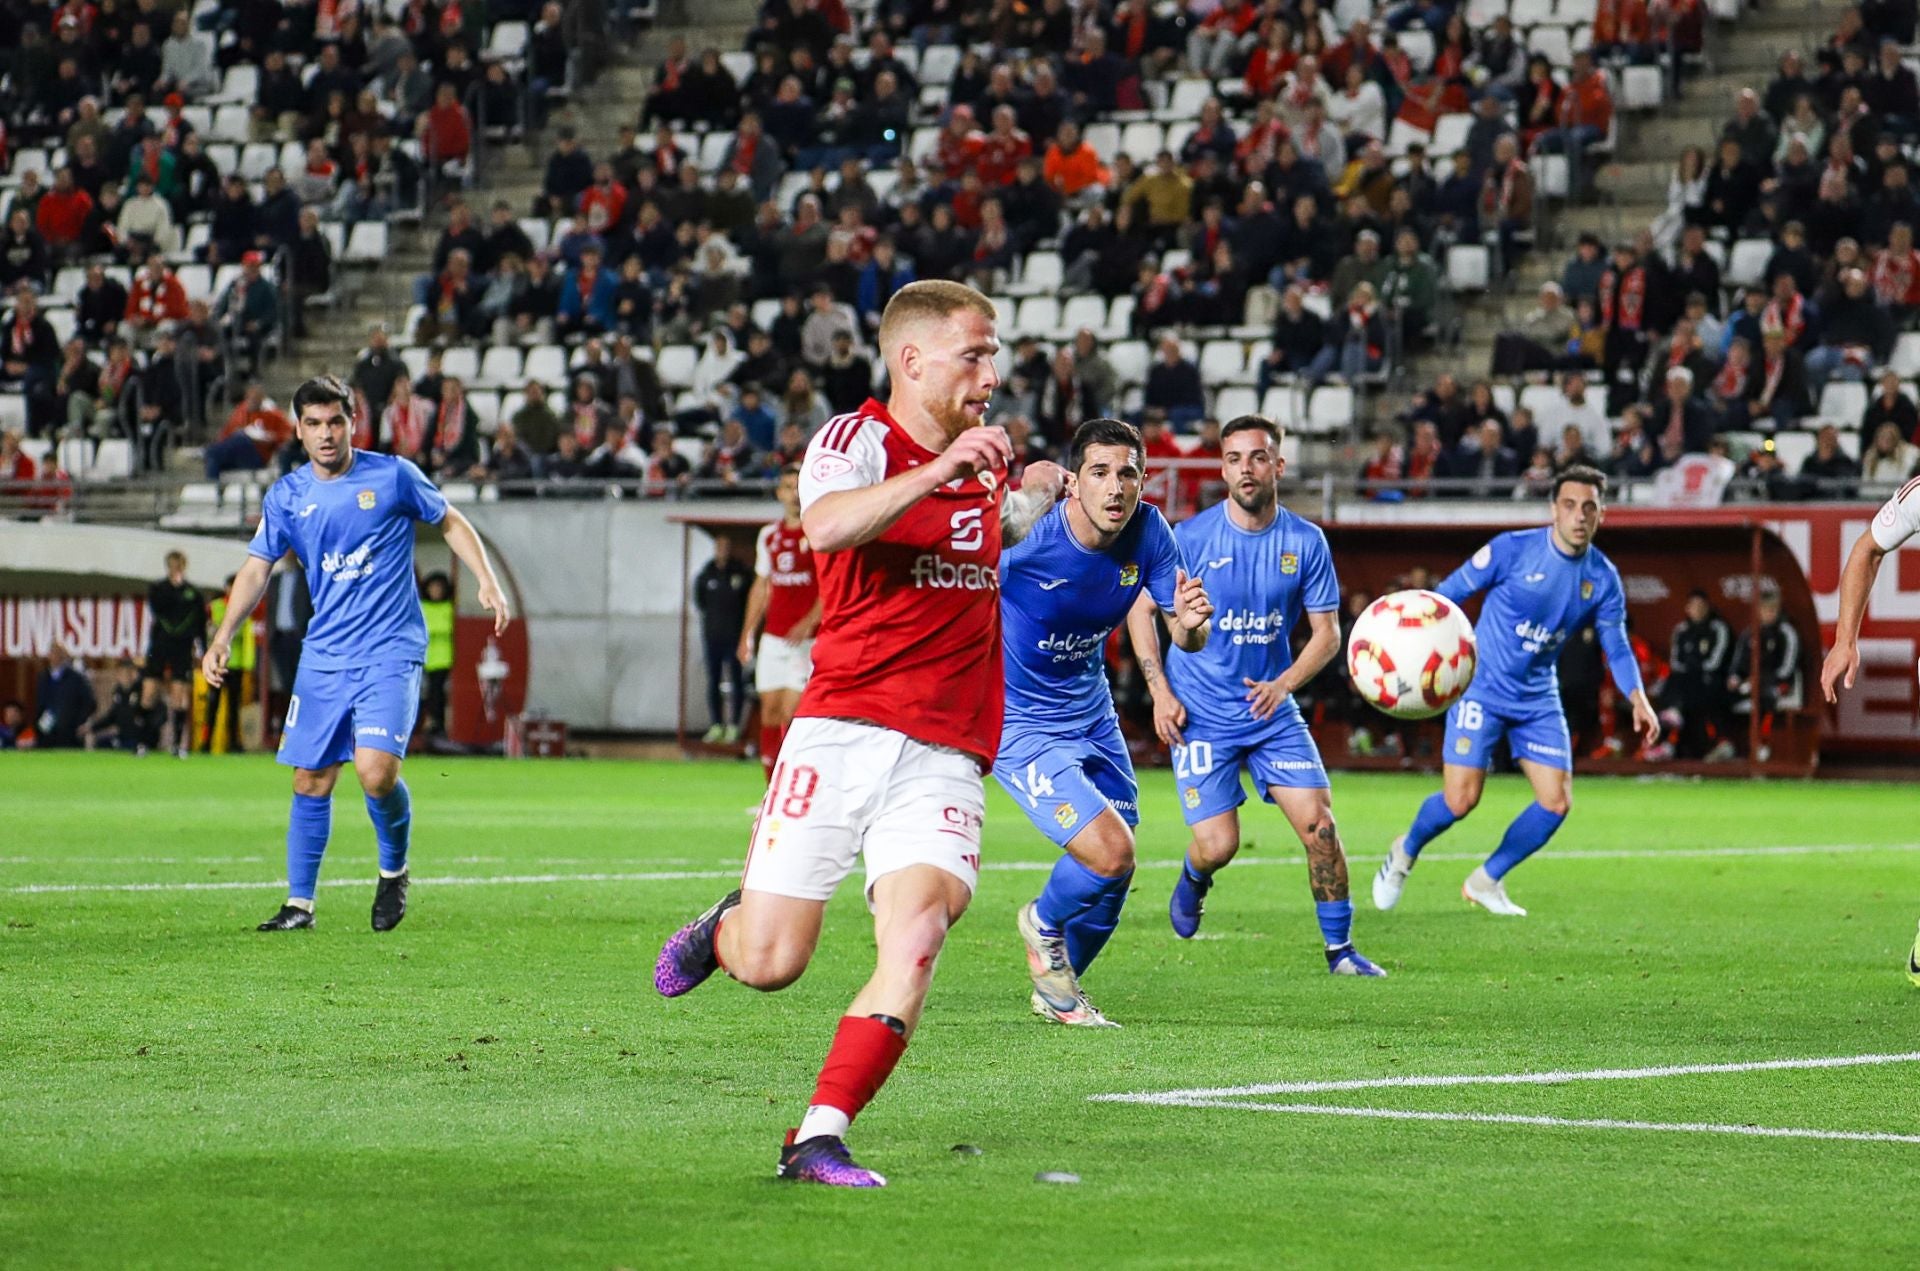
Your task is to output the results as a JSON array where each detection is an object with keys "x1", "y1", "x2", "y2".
[
  {"x1": 753, "y1": 633, "x2": 814, "y2": 694},
  {"x1": 741, "y1": 717, "x2": 984, "y2": 906}
]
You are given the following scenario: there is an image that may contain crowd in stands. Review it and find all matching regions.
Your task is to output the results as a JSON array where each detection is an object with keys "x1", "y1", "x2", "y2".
[
  {"x1": 1404, "y1": 0, "x2": 1920, "y2": 501},
  {"x1": 0, "y1": 0, "x2": 591, "y2": 488}
]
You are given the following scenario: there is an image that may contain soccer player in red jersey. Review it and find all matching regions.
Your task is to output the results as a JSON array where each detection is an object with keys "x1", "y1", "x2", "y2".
[
  {"x1": 737, "y1": 464, "x2": 819, "y2": 784},
  {"x1": 655, "y1": 281, "x2": 1066, "y2": 1186}
]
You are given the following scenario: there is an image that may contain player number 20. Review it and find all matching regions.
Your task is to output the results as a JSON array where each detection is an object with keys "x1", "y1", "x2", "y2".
[
  {"x1": 1172, "y1": 741, "x2": 1214, "y2": 779},
  {"x1": 767, "y1": 763, "x2": 820, "y2": 819},
  {"x1": 1452, "y1": 701, "x2": 1483, "y2": 731}
]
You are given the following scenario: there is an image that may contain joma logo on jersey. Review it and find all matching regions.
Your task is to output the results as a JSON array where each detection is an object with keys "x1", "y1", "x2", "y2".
[
  {"x1": 1119, "y1": 562, "x2": 1139, "y2": 587},
  {"x1": 910, "y1": 554, "x2": 998, "y2": 591},
  {"x1": 1280, "y1": 553, "x2": 1298, "y2": 574},
  {"x1": 357, "y1": 489, "x2": 377, "y2": 510}
]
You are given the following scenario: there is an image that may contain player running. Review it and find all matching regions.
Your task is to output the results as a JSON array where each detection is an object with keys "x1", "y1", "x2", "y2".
[
  {"x1": 143, "y1": 551, "x2": 208, "y2": 758},
  {"x1": 653, "y1": 281, "x2": 1064, "y2": 1188},
  {"x1": 201, "y1": 375, "x2": 511, "y2": 933},
  {"x1": 998, "y1": 418, "x2": 1213, "y2": 1027},
  {"x1": 1373, "y1": 464, "x2": 1659, "y2": 917},
  {"x1": 1820, "y1": 477, "x2": 1920, "y2": 986},
  {"x1": 737, "y1": 463, "x2": 820, "y2": 785},
  {"x1": 1130, "y1": 415, "x2": 1384, "y2": 976}
]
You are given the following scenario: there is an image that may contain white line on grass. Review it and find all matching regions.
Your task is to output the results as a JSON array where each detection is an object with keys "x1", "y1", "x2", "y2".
[
  {"x1": 7, "y1": 841, "x2": 1920, "y2": 894},
  {"x1": 1130, "y1": 1099, "x2": 1920, "y2": 1145},
  {"x1": 1091, "y1": 1051, "x2": 1920, "y2": 1104}
]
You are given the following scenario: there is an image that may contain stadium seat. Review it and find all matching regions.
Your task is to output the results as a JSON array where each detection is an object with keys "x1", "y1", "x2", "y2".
[
  {"x1": 698, "y1": 132, "x2": 735, "y2": 171},
  {"x1": 1083, "y1": 123, "x2": 1122, "y2": 162},
  {"x1": 1447, "y1": 244, "x2": 1491, "y2": 292},
  {"x1": 1060, "y1": 294, "x2": 1108, "y2": 340},
  {"x1": 1772, "y1": 431, "x2": 1816, "y2": 470},
  {"x1": 1531, "y1": 154, "x2": 1570, "y2": 199},
  {"x1": 1016, "y1": 295, "x2": 1062, "y2": 339},
  {"x1": 488, "y1": 21, "x2": 529, "y2": 59},
  {"x1": 1103, "y1": 296, "x2": 1135, "y2": 343},
  {"x1": 440, "y1": 347, "x2": 481, "y2": 383},
  {"x1": 1161, "y1": 78, "x2": 1212, "y2": 122},
  {"x1": 1464, "y1": 0, "x2": 1507, "y2": 25},
  {"x1": 211, "y1": 104, "x2": 251, "y2": 143},
  {"x1": 346, "y1": 222, "x2": 389, "y2": 266},
  {"x1": 655, "y1": 343, "x2": 700, "y2": 388},
  {"x1": 439, "y1": 481, "x2": 481, "y2": 503},
  {"x1": 1199, "y1": 340, "x2": 1246, "y2": 384},
  {"x1": 1519, "y1": 384, "x2": 1563, "y2": 417},
  {"x1": 1159, "y1": 248, "x2": 1192, "y2": 274},
  {"x1": 1556, "y1": 0, "x2": 1598, "y2": 20},
  {"x1": 477, "y1": 346, "x2": 524, "y2": 389},
  {"x1": 719, "y1": 51, "x2": 754, "y2": 83},
  {"x1": 1431, "y1": 113, "x2": 1472, "y2": 159},
  {"x1": 1259, "y1": 385, "x2": 1305, "y2": 429},
  {"x1": 211, "y1": 64, "x2": 258, "y2": 104},
  {"x1": 466, "y1": 392, "x2": 501, "y2": 429},
  {"x1": 1508, "y1": 0, "x2": 1554, "y2": 23},
  {"x1": 517, "y1": 219, "x2": 552, "y2": 253},
  {"x1": 1531, "y1": 27, "x2": 1572, "y2": 68},
  {"x1": 750, "y1": 298, "x2": 782, "y2": 330},
  {"x1": 400, "y1": 347, "x2": 430, "y2": 379},
  {"x1": 1890, "y1": 333, "x2": 1920, "y2": 377},
  {"x1": 1818, "y1": 381, "x2": 1869, "y2": 422},
  {"x1": 1400, "y1": 28, "x2": 1435, "y2": 73},
  {"x1": 1726, "y1": 238, "x2": 1771, "y2": 288},
  {"x1": 1120, "y1": 121, "x2": 1165, "y2": 160},
  {"x1": 1213, "y1": 385, "x2": 1258, "y2": 420},
  {"x1": 908, "y1": 127, "x2": 939, "y2": 163},
  {"x1": 1720, "y1": 430, "x2": 1766, "y2": 459},
  {"x1": 1107, "y1": 339, "x2": 1151, "y2": 386},
  {"x1": 88, "y1": 439, "x2": 132, "y2": 481},
  {"x1": 51, "y1": 267, "x2": 87, "y2": 305},
  {"x1": 1162, "y1": 121, "x2": 1197, "y2": 158},
  {"x1": 46, "y1": 310, "x2": 75, "y2": 344},
  {"x1": 919, "y1": 44, "x2": 961, "y2": 88},
  {"x1": 12, "y1": 147, "x2": 49, "y2": 179},
  {"x1": 1492, "y1": 384, "x2": 1517, "y2": 415},
  {"x1": 524, "y1": 344, "x2": 567, "y2": 385},
  {"x1": 1621, "y1": 65, "x2": 1664, "y2": 110},
  {"x1": 1304, "y1": 384, "x2": 1355, "y2": 437},
  {"x1": 1385, "y1": 118, "x2": 1430, "y2": 157},
  {"x1": 1013, "y1": 251, "x2": 1064, "y2": 296},
  {"x1": 239, "y1": 143, "x2": 278, "y2": 181}
]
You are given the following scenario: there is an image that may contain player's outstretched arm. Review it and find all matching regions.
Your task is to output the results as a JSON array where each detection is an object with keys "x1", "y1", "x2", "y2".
[
  {"x1": 1823, "y1": 531, "x2": 1887, "y2": 703},
  {"x1": 1001, "y1": 460, "x2": 1066, "y2": 546},
  {"x1": 201, "y1": 555, "x2": 274, "y2": 689},
  {"x1": 442, "y1": 506, "x2": 513, "y2": 635},
  {"x1": 1166, "y1": 567, "x2": 1213, "y2": 653},
  {"x1": 805, "y1": 426, "x2": 1012, "y2": 553},
  {"x1": 1127, "y1": 589, "x2": 1186, "y2": 745}
]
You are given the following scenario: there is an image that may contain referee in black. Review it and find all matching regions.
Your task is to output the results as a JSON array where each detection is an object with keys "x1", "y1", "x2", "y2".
[{"x1": 143, "y1": 551, "x2": 209, "y2": 758}]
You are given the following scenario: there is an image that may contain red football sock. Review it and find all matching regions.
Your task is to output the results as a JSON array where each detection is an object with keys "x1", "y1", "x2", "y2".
[{"x1": 809, "y1": 1015, "x2": 908, "y2": 1123}]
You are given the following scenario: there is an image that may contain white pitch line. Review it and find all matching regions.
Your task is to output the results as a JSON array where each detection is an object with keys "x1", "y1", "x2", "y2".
[
  {"x1": 1135, "y1": 1099, "x2": 1920, "y2": 1145},
  {"x1": 7, "y1": 842, "x2": 1919, "y2": 896},
  {"x1": 1091, "y1": 1051, "x2": 1920, "y2": 1104}
]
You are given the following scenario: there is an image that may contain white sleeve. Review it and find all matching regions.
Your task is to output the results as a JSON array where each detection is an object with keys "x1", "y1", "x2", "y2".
[
  {"x1": 754, "y1": 523, "x2": 775, "y2": 577},
  {"x1": 798, "y1": 415, "x2": 888, "y2": 513},
  {"x1": 1870, "y1": 481, "x2": 1920, "y2": 552}
]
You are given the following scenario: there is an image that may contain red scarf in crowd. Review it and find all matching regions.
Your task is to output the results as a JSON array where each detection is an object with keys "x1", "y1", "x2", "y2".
[
  {"x1": 435, "y1": 381, "x2": 467, "y2": 453},
  {"x1": 1873, "y1": 249, "x2": 1920, "y2": 306},
  {"x1": 385, "y1": 394, "x2": 434, "y2": 458},
  {"x1": 1713, "y1": 351, "x2": 1746, "y2": 400},
  {"x1": 1763, "y1": 293, "x2": 1805, "y2": 345},
  {"x1": 351, "y1": 387, "x2": 375, "y2": 449},
  {"x1": 1759, "y1": 349, "x2": 1786, "y2": 404},
  {"x1": 1599, "y1": 265, "x2": 1646, "y2": 330},
  {"x1": 11, "y1": 314, "x2": 33, "y2": 356}
]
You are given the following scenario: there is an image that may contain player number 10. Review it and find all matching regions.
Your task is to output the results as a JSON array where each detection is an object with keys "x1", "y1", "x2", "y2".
[{"x1": 1172, "y1": 741, "x2": 1214, "y2": 779}]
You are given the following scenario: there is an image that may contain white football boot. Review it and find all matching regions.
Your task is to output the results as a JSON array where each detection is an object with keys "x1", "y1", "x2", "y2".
[
  {"x1": 1372, "y1": 835, "x2": 1416, "y2": 910},
  {"x1": 1462, "y1": 866, "x2": 1528, "y2": 916}
]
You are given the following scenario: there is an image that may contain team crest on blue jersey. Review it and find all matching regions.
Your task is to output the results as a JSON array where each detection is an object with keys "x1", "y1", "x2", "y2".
[
  {"x1": 1581, "y1": 580, "x2": 1594, "y2": 600},
  {"x1": 1119, "y1": 562, "x2": 1139, "y2": 587},
  {"x1": 1054, "y1": 804, "x2": 1079, "y2": 830},
  {"x1": 1280, "y1": 552, "x2": 1299, "y2": 575},
  {"x1": 1182, "y1": 786, "x2": 1200, "y2": 809},
  {"x1": 1455, "y1": 737, "x2": 1471, "y2": 755},
  {"x1": 357, "y1": 489, "x2": 377, "y2": 510}
]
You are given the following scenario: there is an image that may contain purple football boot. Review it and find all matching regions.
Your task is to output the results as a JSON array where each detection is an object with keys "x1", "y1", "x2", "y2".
[
  {"x1": 777, "y1": 1131, "x2": 888, "y2": 1188},
  {"x1": 653, "y1": 889, "x2": 741, "y2": 997}
]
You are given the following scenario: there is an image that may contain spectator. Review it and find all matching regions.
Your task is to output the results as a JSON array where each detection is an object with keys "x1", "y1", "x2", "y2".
[
  {"x1": 509, "y1": 381, "x2": 563, "y2": 457},
  {"x1": 1862, "y1": 369, "x2": 1919, "y2": 445},
  {"x1": 775, "y1": 367, "x2": 832, "y2": 437},
  {"x1": 1729, "y1": 587, "x2": 1804, "y2": 760},
  {"x1": 0, "y1": 209, "x2": 52, "y2": 292},
  {"x1": 1535, "y1": 371, "x2": 1613, "y2": 457},
  {"x1": 697, "y1": 416, "x2": 758, "y2": 492},
  {"x1": 204, "y1": 381, "x2": 294, "y2": 480},
  {"x1": 421, "y1": 83, "x2": 474, "y2": 172},
  {"x1": 1749, "y1": 326, "x2": 1813, "y2": 428},
  {"x1": 1798, "y1": 423, "x2": 1861, "y2": 498},
  {"x1": 1448, "y1": 419, "x2": 1521, "y2": 499},
  {"x1": 32, "y1": 644, "x2": 96, "y2": 749},
  {"x1": 1651, "y1": 367, "x2": 1713, "y2": 463},
  {"x1": 1043, "y1": 121, "x2": 1111, "y2": 204},
  {"x1": 3, "y1": 288, "x2": 61, "y2": 436},
  {"x1": 1807, "y1": 268, "x2": 1893, "y2": 392},
  {"x1": 1378, "y1": 227, "x2": 1441, "y2": 346},
  {"x1": 1308, "y1": 282, "x2": 1387, "y2": 386},
  {"x1": 1034, "y1": 347, "x2": 1092, "y2": 450},
  {"x1": 159, "y1": 12, "x2": 217, "y2": 99},
  {"x1": 557, "y1": 245, "x2": 619, "y2": 339},
  {"x1": 74, "y1": 264, "x2": 127, "y2": 346},
  {"x1": 1493, "y1": 281, "x2": 1580, "y2": 375},
  {"x1": 1861, "y1": 420, "x2": 1919, "y2": 482},
  {"x1": 692, "y1": 535, "x2": 752, "y2": 743},
  {"x1": 1144, "y1": 335, "x2": 1205, "y2": 427},
  {"x1": 35, "y1": 167, "x2": 94, "y2": 261},
  {"x1": 818, "y1": 331, "x2": 874, "y2": 414}
]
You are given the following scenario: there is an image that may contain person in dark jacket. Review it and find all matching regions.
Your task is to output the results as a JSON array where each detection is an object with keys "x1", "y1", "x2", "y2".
[
  {"x1": 1257, "y1": 284, "x2": 1326, "y2": 391},
  {"x1": 1668, "y1": 589, "x2": 1735, "y2": 759},
  {"x1": 2, "y1": 288, "x2": 62, "y2": 435},
  {"x1": 691, "y1": 535, "x2": 752, "y2": 743},
  {"x1": 32, "y1": 644, "x2": 97, "y2": 749},
  {"x1": 1729, "y1": 588, "x2": 1805, "y2": 760}
]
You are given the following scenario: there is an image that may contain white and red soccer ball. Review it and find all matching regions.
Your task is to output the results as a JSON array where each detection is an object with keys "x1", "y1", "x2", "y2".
[{"x1": 1346, "y1": 589, "x2": 1477, "y2": 720}]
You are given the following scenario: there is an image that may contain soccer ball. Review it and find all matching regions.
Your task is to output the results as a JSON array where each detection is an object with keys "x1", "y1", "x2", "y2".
[{"x1": 1346, "y1": 589, "x2": 1477, "y2": 720}]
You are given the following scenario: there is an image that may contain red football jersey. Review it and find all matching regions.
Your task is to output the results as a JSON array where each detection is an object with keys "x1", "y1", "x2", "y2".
[
  {"x1": 796, "y1": 399, "x2": 1007, "y2": 766},
  {"x1": 755, "y1": 518, "x2": 819, "y2": 640}
]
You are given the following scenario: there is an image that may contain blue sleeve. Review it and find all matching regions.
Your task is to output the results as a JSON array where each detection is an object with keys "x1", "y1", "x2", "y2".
[
  {"x1": 558, "y1": 280, "x2": 582, "y2": 320},
  {"x1": 1593, "y1": 563, "x2": 1644, "y2": 697},
  {"x1": 1302, "y1": 525, "x2": 1339, "y2": 612},
  {"x1": 1143, "y1": 508, "x2": 1184, "y2": 612},
  {"x1": 1437, "y1": 535, "x2": 1503, "y2": 603},
  {"x1": 247, "y1": 485, "x2": 290, "y2": 561},
  {"x1": 395, "y1": 457, "x2": 448, "y2": 524}
]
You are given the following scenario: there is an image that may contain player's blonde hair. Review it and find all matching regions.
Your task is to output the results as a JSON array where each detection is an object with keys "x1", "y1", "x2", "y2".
[{"x1": 877, "y1": 281, "x2": 998, "y2": 358}]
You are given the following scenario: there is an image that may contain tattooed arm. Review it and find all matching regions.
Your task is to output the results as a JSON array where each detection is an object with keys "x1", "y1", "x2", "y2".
[
  {"x1": 1127, "y1": 589, "x2": 1187, "y2": 746},
  {"x1": 1001, "y1": 460, "x2": 1065, "y2": 546}
]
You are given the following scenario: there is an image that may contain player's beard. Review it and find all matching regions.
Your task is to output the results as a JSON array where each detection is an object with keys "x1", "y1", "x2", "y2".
[
  {"x1": 1230, "y1": 479, "x2": 1276, "y2": 517},
  {"x1": 929, "y1": 395, "x2": 980, "y2": 441}
]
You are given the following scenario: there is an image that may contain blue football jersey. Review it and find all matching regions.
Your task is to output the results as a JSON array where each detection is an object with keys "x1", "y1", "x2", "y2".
[
  {"x1": 1001, "y1": 499, "x2": 1184, "y2": 735},
  {"x1": 1165, "y1": 502, "x2": 1339, "y2": 737},
  {"x1": 1437, "y1": 526, "x2": 1642, "y2": 706},
  {"x1": 248, "y1": 451, "x2": 448, "y2": 671}
]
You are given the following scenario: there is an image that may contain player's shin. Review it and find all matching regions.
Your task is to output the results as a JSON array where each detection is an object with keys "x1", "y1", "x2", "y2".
[
  {"x1": 1403, "y1": 791, "x2": 1460, "y2": 858},
  {"x1": 286, "y1": 792, "x2": 332, "y2": 909},
  {"x1": 1484, "y1": 802, "x2": 1567, "y2": 880},
  {"x1": 365, "y1": 779, "x2": 412, "y2": 875},
  {"x1": 796, "y1": 1013, "x2": 909, "y2": 1144},
  {"x1": 1037, "y1": 853, "x2": 1132, "y2": 976}
]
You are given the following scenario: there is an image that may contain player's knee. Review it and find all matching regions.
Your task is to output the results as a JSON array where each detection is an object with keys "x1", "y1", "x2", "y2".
[
  {"x1": 1078, "y1": 825, "x2": 1135, "y2": 876},
  {"x1": 1301, "y1": 815, "x2": 1343, "y2": 858},
  {"x1": 355, "y1": 754, "x2": 401, "y2": 797},
  {"x1": 1444, "y1": 787, "x2": 1481, "y2": 818},
  {"x1": 1539, "y1": 789, "x2": 1572, "y2": 817},
  {"x1": 727, "y1": 930, "x2": 814, "y2": 990},
  {"x1": 293, "y1": 768, "x2": 337, "y2": 797}
]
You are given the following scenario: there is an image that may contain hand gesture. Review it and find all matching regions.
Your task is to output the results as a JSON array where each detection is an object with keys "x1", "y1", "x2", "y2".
[
  {"x1": 1021, "y1": 458, "x2": 1067, "y2": 502},
  {"x1": 1821, "y1": 641, "x2": 1859, "y2": 705},
  {"x1": 201, "y1": 639, "x2": 230, "y2": 689},
  {"x1": 1170, "y1": 568, "x2": 1212, "y2": 633},
  {"x1": 1243, "y1": 675, "x2": 1291, "y2": 721},
  {"x1": 935, "y1": 425, "x2": 1013, "y2": 485},
  {"x1": 1631, "y1": 694, "x2": 1662, "y2": 747},
  {"x1": 477, "y1": 575, "x2": 512, "y2": 635}
]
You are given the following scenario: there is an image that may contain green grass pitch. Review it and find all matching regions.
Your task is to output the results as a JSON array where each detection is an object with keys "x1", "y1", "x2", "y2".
[{"x1": 3, "y1": 754, "x2": 1918, "y2": 1268}]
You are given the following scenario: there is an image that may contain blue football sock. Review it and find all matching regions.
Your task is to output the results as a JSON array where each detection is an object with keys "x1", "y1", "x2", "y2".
[
  {"x1": 1485, "y1": 803, "x2": 1567, "y2": 881},
  {"x1": 1066, "y1": 870, "x2": 1133, "y2": 976},
  {"x1": 365, "y1": 780, "x2": 412, "y2": 874},
  {"x1": 286, "y1": 792, "x2": 332, "y2": 902},
  {"x1": 1315, "y1": 899, "x2": 1354, "y2": 950},
  {"x1": 1183, "y1": 860, "x2": 1212, "y2": 885},
  {"x1": 1403, "y1": 792, "x2": 1460, "y2": 859},
  {"x1": 1037, "y1": 854, "x2": 1131, "y2": 975}
]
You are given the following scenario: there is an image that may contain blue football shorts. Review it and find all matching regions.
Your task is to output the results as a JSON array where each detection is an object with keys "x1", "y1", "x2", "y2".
[
  {"x1": 1174, "y1": 714, "x2": 1329, "y2": 826},
  {"x1": 278, "y1": 661, "x2": 423, "y2": 770},
  {"x1": 1441, "y1": 691, "x2": 1573, "y2": 772},
  {"x1": 993, "y1": 715, "x2": 1140, "y2": 849}
]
